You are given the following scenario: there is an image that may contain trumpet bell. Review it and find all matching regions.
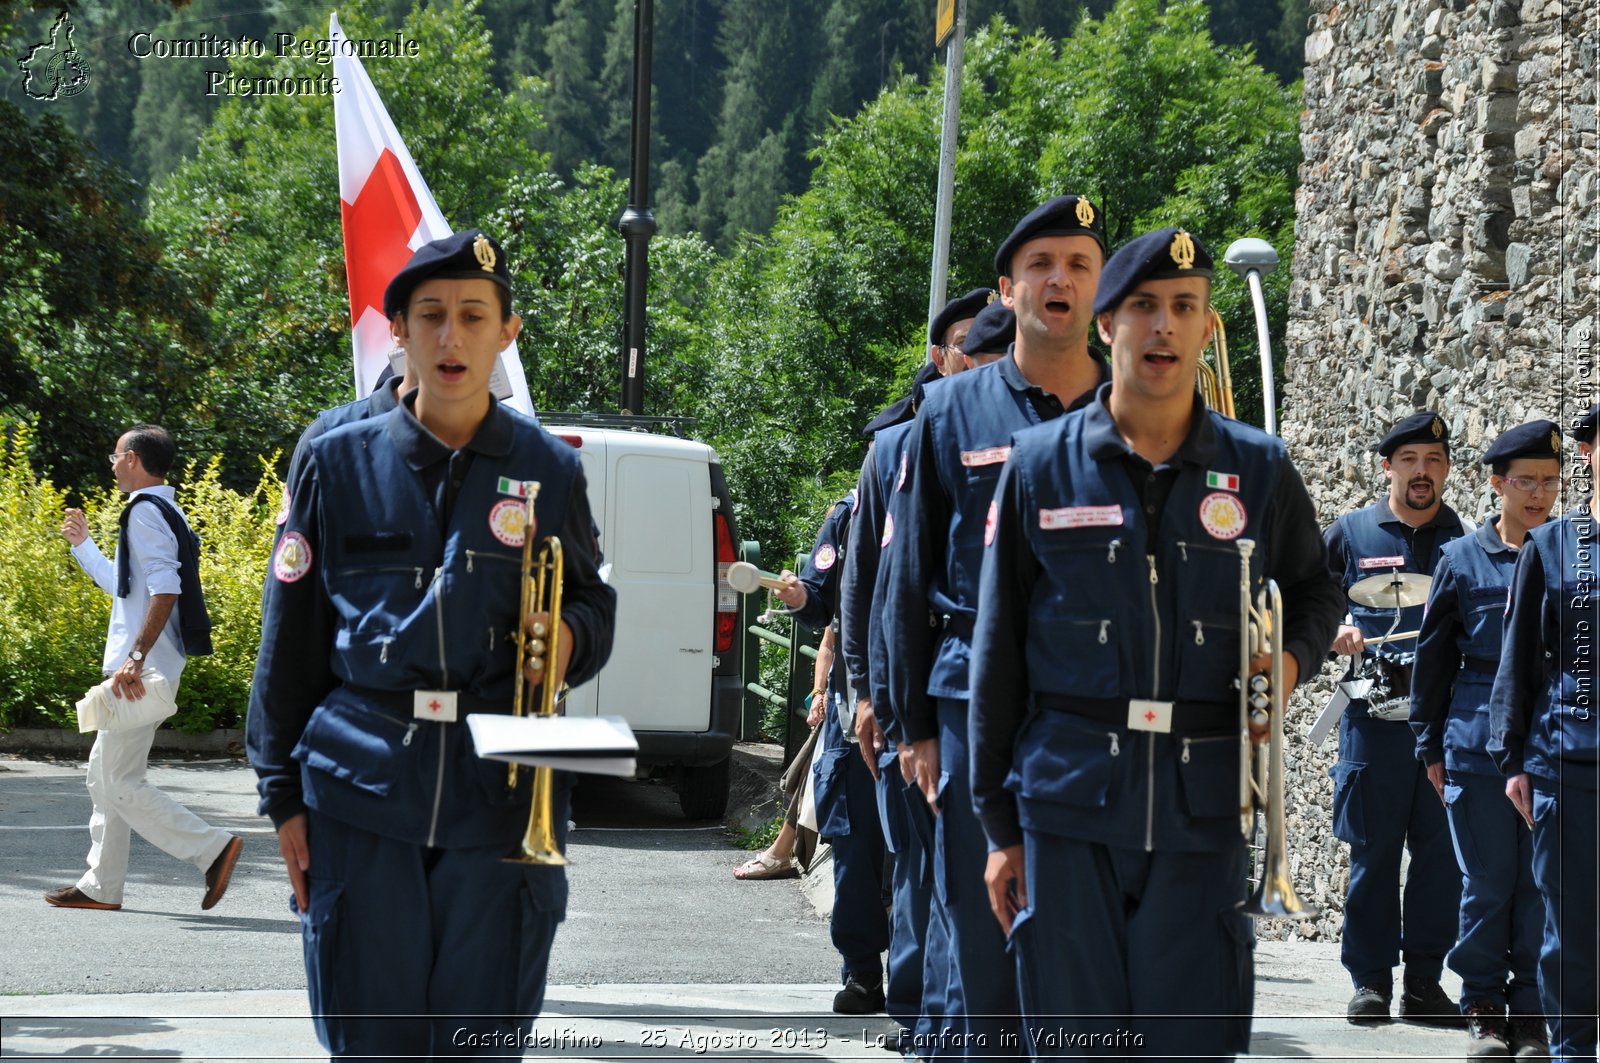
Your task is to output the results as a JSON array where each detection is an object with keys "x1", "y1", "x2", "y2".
[{"x1": 1241, "y1": 859, "x2": 1319, "y2": 919}]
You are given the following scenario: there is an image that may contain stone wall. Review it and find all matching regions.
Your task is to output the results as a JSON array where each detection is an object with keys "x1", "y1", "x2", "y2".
[{"x1": 1266, "y1": 0, "x2": 1596, "y2": 942}]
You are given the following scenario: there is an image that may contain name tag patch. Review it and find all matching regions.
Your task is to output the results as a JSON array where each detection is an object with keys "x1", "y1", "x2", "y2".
[
  {"x1": 961, "y1": 446, "x2": 1011, "y2": 468},
  {"x1": 1359, "y1": 555, "x2": 1407, "y2": 570},
  {"x1": 414, "y1": 690, "x2": 458, "y2": 722},
  {"x1": 1128, "y1": 699, "x2": 1173, "y2": 733},
  {"x1": 1040, "y1": 505, "x2": 1124, "y2": 530},
  {"x1": 1199, "y1": 492, "x2": 1247, "y2": 540},
  {"x1": 488, "y1": 498, "x2": 530, "y2": 548}
]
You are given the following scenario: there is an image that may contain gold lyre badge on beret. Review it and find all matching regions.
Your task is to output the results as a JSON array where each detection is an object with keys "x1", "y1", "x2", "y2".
[
  {"x1": 1075, "y1": 198, "x2": 1096, "y2": 227},
  {"x1": 1170, "y1": 230, "x2": 1196, "y2": 271},
  {"x1": 1552, "y1": 429, "x2": 1562, "y2": 453},
  {"x1": 473, "y1": 233, "x2": 496, "y2": 272},
  {"x1": 986, "y1": 290, "x2": 998, "y2": 304},
  {"x1": 1431, "y1": 417, "x2": 1444, "y2": 439}
]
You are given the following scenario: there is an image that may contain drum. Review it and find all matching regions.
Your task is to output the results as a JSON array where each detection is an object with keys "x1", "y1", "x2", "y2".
[{"x1": 1358, "y1": 652, "x2": 1415, "y2": 721}]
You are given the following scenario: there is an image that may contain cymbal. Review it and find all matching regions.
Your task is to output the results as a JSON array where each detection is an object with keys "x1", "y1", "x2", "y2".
[{"x1": 1348, "y1": 572, "x2": 1432, "y2": 609}]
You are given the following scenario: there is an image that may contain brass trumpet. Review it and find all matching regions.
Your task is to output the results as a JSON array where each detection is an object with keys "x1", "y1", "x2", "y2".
[
  {"x1": 506, "y1": 481, "x2": 568, "y2": 866},
  {"x1": 1235, "y1": 542, "x2": 1315, "y2": 918}
]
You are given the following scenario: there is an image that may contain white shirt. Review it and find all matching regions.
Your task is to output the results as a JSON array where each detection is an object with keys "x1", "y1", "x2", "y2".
[{"x1": 70, "y1": 485, "x2": 188, "y2": 681}]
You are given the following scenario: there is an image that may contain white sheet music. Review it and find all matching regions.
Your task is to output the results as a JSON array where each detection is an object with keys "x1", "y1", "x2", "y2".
[{"x1": 467, "y1": 714, "x2": 639, "y2": 778}]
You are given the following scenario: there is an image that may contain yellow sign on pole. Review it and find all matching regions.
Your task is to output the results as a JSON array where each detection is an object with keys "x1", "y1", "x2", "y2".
[{"x1": 936, "y1": 0, "x2": 956, "y2": 47}]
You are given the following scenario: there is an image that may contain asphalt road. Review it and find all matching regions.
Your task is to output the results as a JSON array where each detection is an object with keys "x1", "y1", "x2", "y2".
[
  {"x1": 0, "y1": 751, "x2": 839, "y2": 997},
  {"x1": 1, "y1": 750, "x2": 1475, "y2": 1060}
]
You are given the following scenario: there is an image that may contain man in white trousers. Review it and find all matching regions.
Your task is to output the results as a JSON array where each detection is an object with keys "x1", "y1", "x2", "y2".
[{"x1": 49, "y1": 423, "x2": 241, "y2": 912}]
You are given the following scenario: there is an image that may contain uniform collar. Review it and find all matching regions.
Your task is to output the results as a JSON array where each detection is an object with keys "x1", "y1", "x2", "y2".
[
  {"x1": 1475, "y1": 515, "x2": 1517, "y2": 556},
  {"x1": 1375, "y1": 498, "x2": 1463, "y2": 533},
  {"x1": 993, "y1": 345, "x2": 1110, "y2": 400},
  {"x1": 1082, "y1": 386, "x2": 1217, "y2": 467},
  {"x1": 369, "y1": 376, "x2": 405, "y2": 417},
  {"x1": 387, "y1": 392, "x2": 515, "y2": 470}
]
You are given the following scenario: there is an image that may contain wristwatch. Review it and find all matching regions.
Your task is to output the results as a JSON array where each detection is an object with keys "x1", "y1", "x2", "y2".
[{"x1": 128, "y1": 648, "x2": 144, "y2": 662}]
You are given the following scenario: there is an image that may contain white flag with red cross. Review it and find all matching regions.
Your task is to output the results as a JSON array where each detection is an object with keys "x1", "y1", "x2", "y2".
[{"x1": 329, "y1": 13, "x2": 534, "y2": 416}]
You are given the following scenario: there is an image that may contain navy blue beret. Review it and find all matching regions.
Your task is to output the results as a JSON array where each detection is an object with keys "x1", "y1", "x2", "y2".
[
  {"x1": 962, "y1": 300, "x2": 1015, "y2": 358},
  {"x1": 383, "y1": 229, "x2": 512, "y2": 319},
  {"x1": 1377, "y1": 410, "x2": 1451, "y2": 457},
  {"x1": 1092, "y1": 227, "x2": 1214, "y2": 316},
  {"x1": 1572, "y1": 402, "x2": 1599, "y2": 444},
  {"x1": 994, "y1": 195, "x2": 1108, "y2": 277},
  {"x1": 929, "y1": 288, "x2": 997, "y2": 345},
  {"x1": 862, "y1": 360, "x2": 944, "y2": 438},
  {"x1": 1481, "y1": 420, "x2": 1561, "y2": 465}
]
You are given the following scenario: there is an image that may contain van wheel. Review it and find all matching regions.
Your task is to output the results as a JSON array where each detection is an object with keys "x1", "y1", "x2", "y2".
[{"x1": 678, "y1": 758, "x2": 731, "y2": 820}]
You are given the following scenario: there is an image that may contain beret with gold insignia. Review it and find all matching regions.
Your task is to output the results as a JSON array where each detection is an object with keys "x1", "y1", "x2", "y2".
[
  {"x1": 994, "y1": 195, "x2": 1108, "y2": 277},
  {"x1": 929, "y1": 287, "x2": 997, "y2": 345},
  {"x1": 1481, "y1": 419, "x2": 1561, "y2": 465},
  {"x1": 962, "y1": 299, "x2": 1016, "y2": 358},
  {"x1": 383, "y1": 229, "x2": 512, "y2": 319},
  {"x1": 1377, "y1": 410, "x2": 1451, "y2": 458},
  {"x1": 1092, "y1": 226, "x2": 1215, "y2": 316}
]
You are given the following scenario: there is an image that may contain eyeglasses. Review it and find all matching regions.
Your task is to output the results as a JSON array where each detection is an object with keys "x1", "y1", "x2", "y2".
[
  {"x1": 938, "y1": 344, "x2": 965, "y2": 357},
  {"x1": 1504, "y1": 476, "x2": 1562, "y2": 493},
  {"x1": 107, "y1": 451, "x2": 126, "y2": 467}
]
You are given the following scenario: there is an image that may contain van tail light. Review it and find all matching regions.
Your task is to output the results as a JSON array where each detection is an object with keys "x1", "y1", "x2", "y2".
[
  {"x1": 555, "y1": 433, "x2": 583, "y2": 449},
  {"x1": 714, "y1": 509, "x2": 737, "y2": 653}
]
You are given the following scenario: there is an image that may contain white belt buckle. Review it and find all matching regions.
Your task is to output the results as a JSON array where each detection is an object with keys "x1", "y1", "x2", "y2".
[
  {"x1": 1128, "y1": 699, "x2": 1173, "y2": 733},
  {"x1": 413, "y1": 690, "x2": 458, "y2": 722}
]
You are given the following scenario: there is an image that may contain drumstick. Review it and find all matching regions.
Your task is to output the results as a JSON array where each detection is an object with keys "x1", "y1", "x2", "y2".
[{"x1": 1363, "y1": 630, "x2": 1421, "y2": 647}]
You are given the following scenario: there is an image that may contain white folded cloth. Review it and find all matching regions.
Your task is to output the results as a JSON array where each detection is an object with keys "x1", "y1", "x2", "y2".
[{"x1": 75, "y1": 670, "x2": 178, "y2": 733}]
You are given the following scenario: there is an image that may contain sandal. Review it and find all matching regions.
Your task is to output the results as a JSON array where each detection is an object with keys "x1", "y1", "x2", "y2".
[{"x1": 733, "y1": 851, "x2": 799, "y2": 880}]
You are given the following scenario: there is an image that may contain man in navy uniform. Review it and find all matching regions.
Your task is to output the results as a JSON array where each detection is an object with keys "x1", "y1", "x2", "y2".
[
  {"x1": 1490, "y1": 403, "x2": 1600, "y2": 1063},
  {"x1": 841, "y1": 287, "x2": 1002, "y2": 1051},
  {"x1": 1325, "y1": 410, "x2": 1469, "y2": 1026},
  {"x1": 1411, "y1": 420, "x2": 1562, "y2": 1057},
  {"x1": 773, "y1": 491, "x2": 891, "y2": 1015},
  {"x1": 969, "y1": 227, "x2": 1341, "y2": 1057},
  {"x1": 884, "y1": 195, "x2": 1108, "y2": 1056},
  {"x1": 247, "y1": 230, "x2": 617, "y2": 1057}
]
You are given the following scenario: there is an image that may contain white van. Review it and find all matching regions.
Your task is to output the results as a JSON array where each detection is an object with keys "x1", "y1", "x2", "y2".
[{"x1": 543, "y1": 424, "x2": 749, "y2": 818}]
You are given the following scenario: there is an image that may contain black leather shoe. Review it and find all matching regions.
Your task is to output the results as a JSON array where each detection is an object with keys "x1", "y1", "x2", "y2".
[
  {"x1": 1506, "y1": 1015, "x2": 1549, "y2": 1059},
  {"x1": 1465, "y1": 1001, "x2": 1510, "y2": 1058},
  {"x1": 833, "y1": 974, "x2": 886, "y2": 1015},
  {"x1": 1348, "y1": 985, "x2": 1392, "y2": 1025},
  {"x1": 1400, "y1": 977, "x2": 1467, "y2": 1028}
]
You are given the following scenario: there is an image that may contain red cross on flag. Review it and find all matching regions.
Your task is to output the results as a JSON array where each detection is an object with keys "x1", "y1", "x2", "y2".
[{"x1": 329, "y1": 13, "x2": 534, "y2": 416}]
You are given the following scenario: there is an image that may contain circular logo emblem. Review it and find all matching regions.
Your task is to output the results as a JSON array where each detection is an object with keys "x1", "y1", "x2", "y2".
[
  {"x1": 489, "y1": 498, "x2": 529, "y2": 548},
  {"x1": 1199, "y1": 492, "x2": 1248, "y2": 540},
  {"x1": 273, "y1": 532, "x2": 312, "y2": 583},
  {"x1": 275, "y1": 486, "x2": 291, "y2": 526},
  {"x1": 984, "y1": 499, "x2": 999, "y2": 546},
  {"x1": 813, "y1": 544, "x2": 837, "y2": 571},
  {"x1": 880, "y1": 512, "x2": 895, "y2": 548},
  {"x1": 896, "y1": 451, "x2": 909, "y2": 492}
]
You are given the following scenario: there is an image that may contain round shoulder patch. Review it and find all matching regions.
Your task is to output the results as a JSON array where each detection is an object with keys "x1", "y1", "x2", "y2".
[
  {"x1": 275, "y1": 485, "x2": 291, "y2": 526},
  {"x1": 274, "y1": 531, "x2": 313, "y2": 583},
  {"x1": 814, "y1": 543, "x2": 837, "y2": 571},
  {"x1": 1199, "y1": 492, "x2": 1248, "y2": 541},
  {"x1": 880, "y1": 512, "x2": 895, "y2": 549},
  {"x1": 984, "y1": 499, "x2": 999, "y2": 547},
  {"x1": 896, "y1": 451, "x2": 909, "y2": 492},
  {"x1": 489, "y1": 498, "x2": 530, "y2": 548}
]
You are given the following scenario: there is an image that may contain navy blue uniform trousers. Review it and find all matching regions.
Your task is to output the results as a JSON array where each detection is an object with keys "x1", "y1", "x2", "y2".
[
  {"x1": 1013, "y1": 832, "x2": 1253, "y2": 1061},
  {"x1": 1331, "y1": 712, "x2": 1459, "y2": 988},
  {"x1": 1530, "y1": 776, "x2": 1599, "y2": 1063},
  {"x1": 819, "y1": 740, "x2": 891, "y2": 983},
  {"x1": 877, "y1": 745, "x2": 949, "y2": 1050},
  {"x1": 935, "y1": 697, "x2": 1023, "y2": 1057},
  {"x1": 300, "y1": 789, "x2": 569, "y2": 1058},
  {"x1": 1443, "y1": 769, "x2": 1543, "y2": 1013}
]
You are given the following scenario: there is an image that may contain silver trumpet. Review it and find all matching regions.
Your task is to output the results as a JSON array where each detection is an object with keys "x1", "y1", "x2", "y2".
[{"x1": 1236, "y1": 538, "x2": 1317, "y2": 919}]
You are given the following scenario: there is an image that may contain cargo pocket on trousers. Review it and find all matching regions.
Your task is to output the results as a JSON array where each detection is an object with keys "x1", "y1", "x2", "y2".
[
  {"x1": 302, "y1": 879, "x2": 346, "y2": 1055},
  {"x1": 1221, "y1": 908, "x2": 1256, "y2": 1054},
  {"x1": 1328, "y1": 760, "x2": 1367, "y2": 846},
  {"x1": 517, "y1": 870, "x2": 564, "y2": 1018}
]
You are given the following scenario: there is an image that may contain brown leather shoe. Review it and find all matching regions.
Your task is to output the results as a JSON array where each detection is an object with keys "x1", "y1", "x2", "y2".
[
  {"x1": 44, "y1": 885, "x2": 121, "y2": 911},
  {"x1": 202, "y1": 835, "x2": 243, "y2": 911}
]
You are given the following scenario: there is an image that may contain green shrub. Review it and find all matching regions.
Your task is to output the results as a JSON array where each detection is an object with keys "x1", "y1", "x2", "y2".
[{"x1": 0, "y1": 424, "x2": 281, "y2": 733}]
